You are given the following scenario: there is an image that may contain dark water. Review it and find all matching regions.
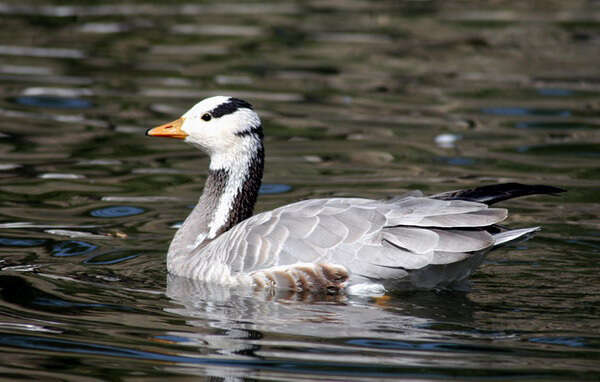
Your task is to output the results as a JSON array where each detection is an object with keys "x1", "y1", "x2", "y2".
[{"x1": 1, "y1": 1, "x2": 599, "y2": 380}]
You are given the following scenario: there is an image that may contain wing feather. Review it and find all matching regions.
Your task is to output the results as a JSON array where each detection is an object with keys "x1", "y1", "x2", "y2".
[
  {"x1": 331, "y1": 213, "x2": 370, "y2": 244},
  {"x1": 432, "y1": 229, "x2": 494, "y2": 253},
  {"x1": 430, "y1": 251, "x2": 471, "y2": 265},
  {"x1": 304, "y1": 214, "x2": 349, "y2": 248},
  {"x1": 282, "y1": 237, "x2": 323, "y2": 262},
  {"x1": 387, "y1": 197, "x2": 487, "y2": 217},
  {"x1": 200, "y1": 196, "x2": 510, "y2": 280},
  {"x1": 414, "y1": 208, "x2": 507, "y2": 227},
  {"x1": 381, "y1": 227, "x2": 439, "y2": 254},
  {"x1": 358, "y1": 242, "x2": 433, "y2": 270},
  {"x1": 281, "y1": 215, "x2": 319, "y2": 238}
]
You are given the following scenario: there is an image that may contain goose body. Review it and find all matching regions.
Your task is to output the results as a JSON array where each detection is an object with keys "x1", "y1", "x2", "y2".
[{"x1": 147, "y1": 96, "x2": 563, "y2": 294}]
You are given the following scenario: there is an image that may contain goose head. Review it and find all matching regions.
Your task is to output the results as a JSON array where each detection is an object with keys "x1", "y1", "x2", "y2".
[
  {"x1": 146, "y1": 96, "x2": 265, "y2": 241},
  {"x1": 146, "y1": 96, "x2": 263, "y2": 169}
]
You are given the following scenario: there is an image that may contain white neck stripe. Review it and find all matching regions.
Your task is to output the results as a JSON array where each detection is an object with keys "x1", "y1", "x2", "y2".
[{"x1": 207, "y1": 140, "x2": 256, "y2": 238}]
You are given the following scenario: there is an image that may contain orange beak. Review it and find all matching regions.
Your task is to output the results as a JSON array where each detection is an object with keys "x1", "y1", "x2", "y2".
[{"x1": 146, "y1": 117, "x2": 188, "y2": 139}]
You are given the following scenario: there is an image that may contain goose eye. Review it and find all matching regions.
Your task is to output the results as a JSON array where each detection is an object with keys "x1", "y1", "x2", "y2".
[{"x1": 201, "y1": 113, "x2": 212, "y2": 121}]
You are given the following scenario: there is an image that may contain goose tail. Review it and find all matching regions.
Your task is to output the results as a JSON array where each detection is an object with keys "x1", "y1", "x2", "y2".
[{"x1": 492, "y1": 226, "x2": 540, "y2": 246}]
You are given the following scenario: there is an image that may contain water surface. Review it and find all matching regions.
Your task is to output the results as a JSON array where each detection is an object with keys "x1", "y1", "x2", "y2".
[{"x1": 0, "y1": 1, "x2": 599, "y2": 380}]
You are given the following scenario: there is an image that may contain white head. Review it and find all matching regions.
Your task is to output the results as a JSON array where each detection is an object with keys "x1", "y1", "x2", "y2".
[{"x1": 147, "y1": 96, "x2": 263, "y2": 169}]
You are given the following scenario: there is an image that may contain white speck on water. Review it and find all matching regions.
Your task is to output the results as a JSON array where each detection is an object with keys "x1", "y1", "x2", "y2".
[
  {"x1": 435, "y1": 133, "x2": 461, "y2": 148},
  {"x1": 39, "y1": 173, "x2": 85, "y2": 179}
]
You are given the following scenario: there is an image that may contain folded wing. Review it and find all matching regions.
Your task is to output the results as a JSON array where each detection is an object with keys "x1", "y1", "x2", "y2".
[{"x1": 206, "y1": 196, "x2": 510, "y2": 284}]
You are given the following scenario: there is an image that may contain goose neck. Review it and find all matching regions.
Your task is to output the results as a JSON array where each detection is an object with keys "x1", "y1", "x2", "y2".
[{"x1": 203, "y1": 144, "x2": 264, "y2": 239}]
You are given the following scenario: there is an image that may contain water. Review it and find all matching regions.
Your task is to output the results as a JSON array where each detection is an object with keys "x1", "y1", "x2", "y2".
[{"x1": 0, "y1": 1, "x2": 599, "y2": 380}]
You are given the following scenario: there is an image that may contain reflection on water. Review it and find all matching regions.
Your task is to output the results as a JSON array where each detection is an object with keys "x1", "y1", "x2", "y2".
[{"x1": 0, "y1": 0, "x2": 599, "y2": 380}]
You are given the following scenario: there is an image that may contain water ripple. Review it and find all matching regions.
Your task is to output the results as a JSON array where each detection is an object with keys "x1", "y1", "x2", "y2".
[
  {"x1": 0, "y1": 333, "x2": 575, "y2": 380},
  {"x1": 0, "y1": 238, "x2": 46, "y2": 247},
  {"x1": 537, "y1": 88, "x2": 574, "y2": 97},
  {"x1": 16, "y1": 96, "x2": 91, "y2": 109},
  {"x1": 83, "y1": 251, "x2": 139, "y2": 265},
  {"x1": 481, "y1": 107, "x2": 571, "y2": 117},
  {"x1": 51, "y1": 240, "x2": 97, "y2": 257},
  {"x1": 529, "y1": 336, "x2": 587, "y2": 348},
  {"x1": 90, "y1": 206, "x2": 146, "y2": 218},
  {"x1": 0, "y1": 45, "x2": 84, "y2": 58},
  {"x1": 0, "y1": 3, "x2": 300, "y2": 17}
]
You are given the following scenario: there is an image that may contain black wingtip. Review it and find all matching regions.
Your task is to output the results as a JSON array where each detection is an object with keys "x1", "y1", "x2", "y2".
[
  {"x1": 433, "y1": 183, "x2": 566, "y2": 205},
  {"x1": 513, "y1": 184, "x2": 566, "y2": 197},
  {"x1": 536, "y1": 185, "x2": 566, "y2": 195}
]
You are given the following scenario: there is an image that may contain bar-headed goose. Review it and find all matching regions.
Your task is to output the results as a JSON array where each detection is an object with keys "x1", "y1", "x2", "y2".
[{"x1": 147, "y1": 96, "x2": 563, "y2": 295}]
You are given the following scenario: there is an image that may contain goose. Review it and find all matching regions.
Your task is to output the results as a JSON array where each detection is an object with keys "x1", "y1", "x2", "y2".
[{"x1": 146, "y1": 96, "x2": 563, "y2": 295}]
